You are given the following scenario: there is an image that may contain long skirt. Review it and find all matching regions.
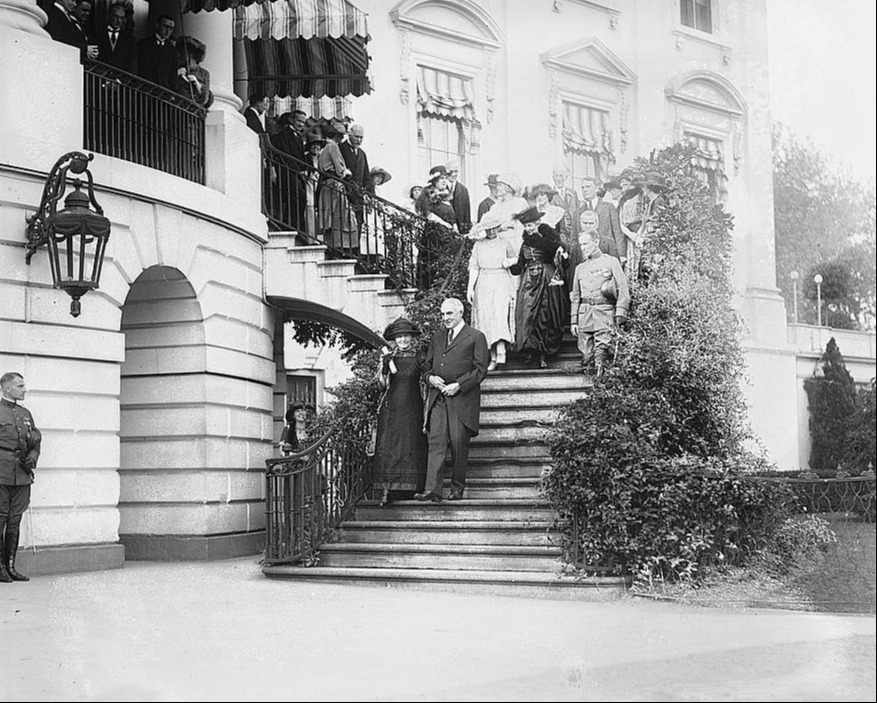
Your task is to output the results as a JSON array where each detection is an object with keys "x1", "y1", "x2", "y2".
[
  {"x1": 514, "y1": 262, "x2": 565, "y2": 357},
  {"x1": 318, "y1": 180, "x2": 358, "y2": 251}
]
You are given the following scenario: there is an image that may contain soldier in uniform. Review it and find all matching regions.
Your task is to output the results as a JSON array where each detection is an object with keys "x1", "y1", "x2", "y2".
[
  {"x1": 569, "y1": 214, "x2": 630, "y2": 377},
  {"x1": 0, "y1": 372, "x2": 41, "y2": 583}
]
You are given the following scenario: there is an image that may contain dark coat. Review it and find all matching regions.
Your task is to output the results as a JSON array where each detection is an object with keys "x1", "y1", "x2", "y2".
[
  {"x1": 0, "y1": 399, "x2": 40, "y2": 487},
  {"x1": 244, "y1": 107, "x2": 266, "y2": 135},
  {"x1": 339, "y1": 141, "x2": 374, "y2": 193},
  {"x1": 272, "y1": 127, "x2": 306, "y2": 167},
  {"x1": 477, "y1": 196, "x2": 495, "y2": 221},
  {"x1": 450, "y1": 181, "x2": 472, "y2": 233},
  {"x1": 137, "y1": 36, "x2": 177, "y2": 88},
  {"x1": 578, "y1": 198, "x2": 626, "y2": 260},
  {"x1": 95, "y1": 29, "x2": 138, "y2": 74},
  {"x1": 45, "y1": 4, "x2": 83, "y2": 50},
  {"x1": 423, "y1": 323, "x2": 489, "y2": 435}
]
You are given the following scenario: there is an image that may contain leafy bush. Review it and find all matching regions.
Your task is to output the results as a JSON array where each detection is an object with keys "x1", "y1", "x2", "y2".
[
  {"x1": 843, "y1": 378, "x2": 876, "y2": 474},
  {"x1": 757, "y1": 515, "x2": 837, "y2": 576},
  {"x1": 543, "y1": 143, "x2": 795, "y2": 583},
  {"x1": 804, "y1": 338, "x2": 858, "y2": 471}
]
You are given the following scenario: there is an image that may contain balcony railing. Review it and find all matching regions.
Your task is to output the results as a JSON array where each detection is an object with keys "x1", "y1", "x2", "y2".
[
  {"x1": 83, "y1": 61, "x2": 207, "y2": 184},
  {"x1": 261, "y1": 140, "x2": 459, "y2": 290}
]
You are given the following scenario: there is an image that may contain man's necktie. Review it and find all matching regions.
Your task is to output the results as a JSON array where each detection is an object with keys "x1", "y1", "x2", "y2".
[
  {"x1": 110, "y1": 31, "x2": 118, "y2": 49},
  {"x1": 447, "y1": 330, "x2": 454, "y2": 346}
]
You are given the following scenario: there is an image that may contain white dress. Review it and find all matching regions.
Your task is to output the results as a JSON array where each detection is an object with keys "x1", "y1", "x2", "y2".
[{"x1": 469, "y1": 236, "x2": 517, "y2": 347}]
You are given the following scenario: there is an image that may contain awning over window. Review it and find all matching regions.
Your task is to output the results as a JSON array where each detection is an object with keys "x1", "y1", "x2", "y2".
[
  {"x1": 234, "y1": 0, "x2": 371, "y2": 99},
  {"x1": 562, "y1": 103, "x2": 613, "y2": 159},
  {"x1": 685, "y1": 133, "x2": 728, "y2": 198},
  {"x1": 272, "y1": 95, "x2": 353, "y2": 121},
  {"x1": 179, "y1": 0, "x2": 278, "y2": 13},
  {"x1": 416, "y1": 66, "x2": 481, "y2": 153}
]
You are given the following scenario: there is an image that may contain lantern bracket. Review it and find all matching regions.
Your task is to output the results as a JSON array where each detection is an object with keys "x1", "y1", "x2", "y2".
[{"x1": 25, "y1": 151, "x2": 100, "y2": 264}]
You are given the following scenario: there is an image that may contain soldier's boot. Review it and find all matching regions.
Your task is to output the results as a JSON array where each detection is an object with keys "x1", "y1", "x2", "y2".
[
  {"x1": 5, "y1": 535, "x2": 28, "y2": 582},
  {"x1": 594, "y1": 347, "x2": 608, "y2": 378},
  {"x1": 0, "y1": 542, "x2": 10, "y2": 583}
]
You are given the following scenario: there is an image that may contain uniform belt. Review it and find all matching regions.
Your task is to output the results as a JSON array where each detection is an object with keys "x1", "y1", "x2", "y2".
[
  {"x1": 579, "y1": 296, "x2": 610, "y2": 306},
  {"x1": 0, "y1": 447, "x2": 21, "y2": 455}
]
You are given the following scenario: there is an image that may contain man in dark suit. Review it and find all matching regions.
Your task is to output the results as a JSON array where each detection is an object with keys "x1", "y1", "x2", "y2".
[
  {"x1": 477, "y1": 173, "x2": 499, "y2": 221},
  {"x1": 95, "y1": 2, "x2": 137, "y2": 73},
  {"x1": 46, "y1": 0, "x2": 96, "y2": 59},
  {"x1": 272, "y1": 110, "x2": 308, "y2": 230},
  {"x1": 340, "y1": 123, "x2": 373, "y2": 234},
  {"x1": 415, "y1": 298, "x2": 489, "y2": 502},
  {"x1": 243, "y1": 93, "x2": 270, "y2": 135},
  {"x1": 445, "y1": 162, "x2": 471, "y2": 234},
  {"x1": 137, "y1": 14, "x2": 176, "y2": 88},
  {"x1": 578, "y1": 176, "x2": 626, "y2": 262}
]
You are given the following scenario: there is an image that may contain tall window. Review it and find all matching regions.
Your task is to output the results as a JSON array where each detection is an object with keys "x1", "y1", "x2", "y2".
[
  {"x1": 286, "y1": 374, "x2": 317, "y2": 409},
  {"x1": 686, "y1": 132, "x2": 727, "y2": 201},
  {"x1": 416, "y1": 66, "x2": 481, "y2": 181},
  {"x1": 680, "y1": 0, "x2": 712, "y2": 33},
  {"x1": 418, "y1": 115, "x2": 465, "y2": 181},
  {"x1": 561, "y1": 101, "x2": 613, "y2": 191}
]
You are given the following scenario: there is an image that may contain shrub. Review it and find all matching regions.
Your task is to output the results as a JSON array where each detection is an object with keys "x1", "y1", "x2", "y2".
[
  {"x1": 804, "y1": 338, "x2": 858, "y2": 471},
  {"x1": 843, "y1": 378, "x2": 876, "y2": 473},
  {"x1": 757, "y1": 515, "x2": 837, "y2": 576}
]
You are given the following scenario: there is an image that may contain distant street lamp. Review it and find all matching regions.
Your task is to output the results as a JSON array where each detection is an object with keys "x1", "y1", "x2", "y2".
[
  {"x1": 25, "y1": 152, "x2": 111, "y2": 318},
  {"x1": 814, "y1": 273, "x2": 824, "y2": 327},
  {"x1": 789, "y1": 270, "x2": 799, "y2": 323}
]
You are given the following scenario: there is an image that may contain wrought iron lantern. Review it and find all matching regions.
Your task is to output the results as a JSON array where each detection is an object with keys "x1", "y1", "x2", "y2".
[{"x1": 25, "y1": 152, "x2": 111, "y2": 318}]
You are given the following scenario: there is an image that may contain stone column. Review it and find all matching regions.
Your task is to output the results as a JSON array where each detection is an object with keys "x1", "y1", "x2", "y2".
[
  {"x1": 183, "y1": 8, "x2": 244, "y2": 117},
  {"x1": 0, "y1": 0, "x2": 47, "y2": 36}
]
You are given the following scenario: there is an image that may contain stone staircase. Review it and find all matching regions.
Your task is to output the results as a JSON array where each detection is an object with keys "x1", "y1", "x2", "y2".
[{"x1": 263, "y1": 339, "x2": 628, "y2": 599}]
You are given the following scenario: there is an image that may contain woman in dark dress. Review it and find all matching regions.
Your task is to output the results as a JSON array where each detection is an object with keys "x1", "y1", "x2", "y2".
[
  {"x1": 509, "y1": 206, "x2": 567, "y2": 368},
  {"x1": 372, "y1": 317, "x2": 427, "y2": 506}
]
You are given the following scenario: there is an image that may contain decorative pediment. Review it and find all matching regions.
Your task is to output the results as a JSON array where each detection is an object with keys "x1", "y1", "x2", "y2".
[
  {"x1": 665, "y1": 71, "x2": 746, "y2": 116},
  {"x1": 540, "y1": 37, "x2": 635, "y2": 86},
  {"x1": 391, "y1": 0, "x2": 504, "y2": 49}
]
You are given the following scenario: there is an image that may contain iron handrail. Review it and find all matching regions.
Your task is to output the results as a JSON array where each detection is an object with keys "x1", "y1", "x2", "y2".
[
  {"x1": 263, "y1": 425, "x2": 372, "y2": 565},
  {"x1": 83, "y1": 60, "x2": 207, "y2": 183},
  {"x1": 260, "y1": 139, "x2": 462, "y2": 289}
]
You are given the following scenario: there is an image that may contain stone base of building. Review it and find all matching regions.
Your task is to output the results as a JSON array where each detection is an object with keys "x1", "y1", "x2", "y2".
[
  {"x1": 15, "y1": 543, "x2": 126, "y2": 577},
  {"x1": 120, "y1": 531, "x2": 265, "y2": 561}
]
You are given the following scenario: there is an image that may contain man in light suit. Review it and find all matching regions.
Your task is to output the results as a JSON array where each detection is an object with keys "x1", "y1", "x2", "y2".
[
  {"x1": 415, "y1": 298, "x2": 489, "y2": 502},
  {"x1": 578, "y1": 176, "x2": 626, "y2": 262}
]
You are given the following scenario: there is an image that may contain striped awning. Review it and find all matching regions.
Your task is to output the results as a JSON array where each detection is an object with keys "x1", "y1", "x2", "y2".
[
  {"x1": 416, "y1": 66, "x2": 481, "y2": 153},
  {"x1": 562, "y1": 102, "x2": 613, "y2": 159},
  {"x1": 272, "y1": 95, "x2": 353, "y2": 120},
  {"x1": 179, "y1": 0, "x2": 278, "y2": 13},
  {"x1": 234, "y1": 0, "x2": 371, "y2": 99}
]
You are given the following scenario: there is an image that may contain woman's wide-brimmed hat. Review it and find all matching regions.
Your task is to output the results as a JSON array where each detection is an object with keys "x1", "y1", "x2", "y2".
[
  {"x1": 496, "y1": 172, "x2": 522, "y2": 195},
  {"x1": 408, "y1": 183, "x2": 423, "y2": 199},
  {"x1": 643, "y1": 171, "x2": 669, "y2": 192},
  {"x1": 513, "y1": 205, "x2": 544, "y2": 225},
  {"x1": 478, "y1": 210, "x2": 506, "y2": 231},
  {"x1": 177, "y1": 35, "x2": 206, "y2": 63},
  {"x1": 323, "y1": 119, "x2": 347, "y2": 138},
  {"x1": 370, "y1": 167, "x2": 392, "y2": 185},
  {"x1": 527, "y1": 183, "x2": 558, "y2": 200},
  {"x1": 383, "y1": 317, "x2": 421, "y2": 341},
  {"x1": 428, "y1": 164, "x2": 449, "y2": 183}
]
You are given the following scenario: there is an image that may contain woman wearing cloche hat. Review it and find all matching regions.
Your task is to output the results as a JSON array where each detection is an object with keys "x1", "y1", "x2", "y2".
[{"x1": 371, "y1": 318, "x2": 427, "y2": 506}]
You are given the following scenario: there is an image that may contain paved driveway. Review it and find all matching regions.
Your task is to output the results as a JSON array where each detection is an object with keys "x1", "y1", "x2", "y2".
[{"x1": 1, "y1": 557, "x2": 874, "y2": 701}]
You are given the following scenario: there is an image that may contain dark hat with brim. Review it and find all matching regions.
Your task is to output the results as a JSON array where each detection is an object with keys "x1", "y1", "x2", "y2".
[
  {"x1": 383, "y1": 317, "x2": 421, "y2": 341},
  {"x1": 428, "y1": 165, "x2": 449, "y2": 183},
  {"x1": 484, "y1": 173, "x2": 499, "y2": 186},
  {"x1": 513, "y1": 205, "x2": 544, "y2": 225},
  {"x1": 643, "y1": 171, "x2": 669, "y2": 192}
]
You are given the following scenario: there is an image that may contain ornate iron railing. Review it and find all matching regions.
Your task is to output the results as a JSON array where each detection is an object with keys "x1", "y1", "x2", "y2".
[
  {"x1": 83, "y1": 61, "x2": 207, "y2": 184},
  {"x1": 264, "y1": 426, "x2": 372, "y2": 565},
  {"x1": 261, "y1": 140, "x2": 457, "y2": 289}
]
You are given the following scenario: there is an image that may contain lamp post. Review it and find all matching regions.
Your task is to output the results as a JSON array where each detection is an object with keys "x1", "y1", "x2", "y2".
[
  {"x1": 814, "y1": 273, "x2": 824, "y2": 328},
  {"x1": 790, "y1": 270, "x2": 799, "y2": 323},
  {"x1": 25, "y1": 152, "x2": 111, "y2": 318}
]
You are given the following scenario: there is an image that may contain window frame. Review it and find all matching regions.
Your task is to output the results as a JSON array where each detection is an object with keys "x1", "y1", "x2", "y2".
[{"x1": 680, "y1": 0, "x2": 713, "y2": 34}]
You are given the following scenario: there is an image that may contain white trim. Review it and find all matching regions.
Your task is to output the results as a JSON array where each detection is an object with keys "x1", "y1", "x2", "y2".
[
  {"x1": 559, "y1": 91, "x2": 614, "y2": 113},
  {"x1": 540, "y1": 37, "x2": 636, "y2": 87},
  {"x1": 390, "y1": 0, "x2": 504, "y2": 51},
  {"x1": 665, "y1": 70, "x2": 747, "y2": 116}
]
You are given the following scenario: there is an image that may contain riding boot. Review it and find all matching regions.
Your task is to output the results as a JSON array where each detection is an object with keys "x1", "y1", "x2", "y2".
[
  {"x1": 0, "y1": 539, "x2": 12, "y2": 583},
  {"x1": 594, "y1": 347, "x2": 607, "y2": 378},
  {"x1": 5, "y1": 534, "x2": 29, "y2": 582}
]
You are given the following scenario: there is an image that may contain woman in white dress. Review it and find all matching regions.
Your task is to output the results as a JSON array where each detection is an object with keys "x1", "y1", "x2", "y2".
[
  {"x1": 466, "y1": 211, "x2": 518, "y2": 371},
  {"x1": 469, "y1": 172, "x2": 528, "y2": 252}
]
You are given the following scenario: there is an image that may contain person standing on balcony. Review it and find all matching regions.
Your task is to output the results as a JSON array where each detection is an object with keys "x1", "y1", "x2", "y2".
[
  {"x1": 340, "y1": 123, "x2": 373, "y2": 236},
  {"x1": 445, "y1": 161, "x2": 471, "y2": 235},
  {"x1": 415, "y1": 298, "x2": 489, "y2": 503},
  {"x1": 244, "y1": 93, "x2": 269, "y2": 135},
  {"x1": 317, "y1": 120, "x2": 357, "y2": 255},
  {"x1": 96, "y1": 2, "x2": 137, "y2": 74},
  {"x1": 371, "y1": 318, "x2": 427, "y2": 506},
  {"x1": 137, "y1": 14, "x2": 177, "y2": 88},
  {"x1": 0, "y1": 373, "x2": 41, "y2": 583},
  {"x1": 302, "y1": 128, "x2": 325, "y2": 242},
  {"x1": 173, "y1": 36, "x2": 212, "y2": 108},
  {"x1": 273, "y1": 110, "x2": 308, "y2": 231},
  {"x1": 45, "y1": 0, "x2": 97, "y2": 60}
]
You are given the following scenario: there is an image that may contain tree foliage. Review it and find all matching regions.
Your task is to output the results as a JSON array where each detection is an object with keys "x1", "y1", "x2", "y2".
[{"x1": 772, "y1": 124, "x2": 876, "y2": 330}]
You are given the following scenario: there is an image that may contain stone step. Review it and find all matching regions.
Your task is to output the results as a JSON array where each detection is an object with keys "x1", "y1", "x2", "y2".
[
  {"x1": 316, "y1": 259, "x2": 358, "y2": 277},
  {"x1": 440, "y1": 477, "x2": 539, "y2": 499},
  {"x1": 354, "y1": 499, "x2": 555, "y2": 522},
  {"x1": 462, "y1": 462, "x2": 549, "y2": 479},
  {"x1": 468, "y1": 444, "x2": 550, "y2": 461},
  {"x1": 481, "y1": 388, "x2": 587, "y2": 408},
  {"x1": 482, "y1": 371, "x2": 592, "y2": 391},
  {"x1": 479, "y1": 406, "x2": 561, "y2": 425},
  {"x1": 337, "y1": 520, "x2": 558, "y2": 546},
  {"x1": 262, "y1": 565, "x2": 628, "y2": 601},
  {"x1": 317, "y1": 542, "x2": 562, "y2": 572},
  {"x1": 347, "y1": 274, "x2": 388, "y2": 293},
  {"x1": 472, "y1": 425, "x2": 549, "y2": 445}
]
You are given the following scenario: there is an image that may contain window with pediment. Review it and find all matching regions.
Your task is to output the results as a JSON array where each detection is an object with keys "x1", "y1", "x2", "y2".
[{"x1": 541, "y1": 37, "x2": 635, "y2": 189}]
